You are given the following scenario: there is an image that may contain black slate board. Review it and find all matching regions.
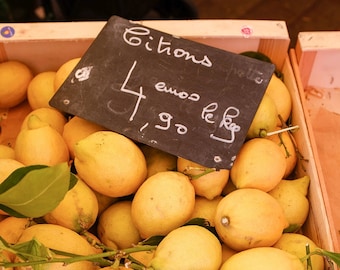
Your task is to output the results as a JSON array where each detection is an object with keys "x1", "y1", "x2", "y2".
[{"x1": 50, "y1": 16, "x2": 275, "y2": 169}]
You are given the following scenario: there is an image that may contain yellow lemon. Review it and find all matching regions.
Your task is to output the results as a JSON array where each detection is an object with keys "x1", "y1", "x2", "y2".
[
  {"x1": 177, "y1": 157, "x2": 230, "y2": 200},
  {"x1": 140, "y1": 144, "x2": 177, "y2": 178},
  {"x1": 0, "y1": 216, "x2": 32, "y2": 262},
  {"x1": 230, "y1": 137, "x2": 286, "y2": 192},
  {"x1": 220, "y1": 246, "x2": 304, "y2": 270},
  {"x1": 266, "y1": 128, "x2": 298, "y2": 178},
  {"x1": 0, "y1": 216, "x2": 31, "y2": 244},
  {"x1": 16, "y1": 223, "x2": 99, "y2": 270},
  {"x1": 131, "y1": 171, "x2": 195, "y2": 239},
  {"x1": 20, "y1": 107, "x2": 67, "y2": 134},
  {"x1": 0, "y1": 60, "x2": 33, "y2": 109},
  {"x1": 44, "y1": 176, "x2": 99, "y2": 233},
  {"x1": 93, "y1": 189, "x2": 118, "y2": 216},
  {"x1": 74, "y1": 131, "x2": 147, "y2": 197},
  {"x1": 14, "y1": 114, "x2": 69, "y2": 166},
  {"x1": 273, "y1": 233, "x2": 324, "y2": 270},
  {"x1": 266, "y1": 74, "x2": 292, "y2": 126},
  {"x1": 54, "y1": 57, "x2": 81, "y2": 91},
  {"x1": 129, "y1": 250, "x2": 155, "y2": 268},
  {"x1": 221, "y1": 243, "x2": 237, "y2": 264},
  {"x1": 0, "y1": 100, "x2": 32, "y2": 148},
  {"x1": 246, "y1": 93, "x2": 278, "y2": 138},
  {"x1": 62, "y1": 116, "x2": 107, "y2": 159},
  {"x1": 149, "y1": 225, "x2": 222, "y2": 270},
  {"x1": 190, "y1": 195, "x2": 223, "y2": 227},
  {"x1": 97, "y1": 200, "x2": 142, "y2": 249},
  {"x1": 268, "y1": 176, "x2": 310, "y2": 233},
  {"x1": 27, "y1": 71, "x2": 57, "y2": 110},
  {"x1": 214, "y1": 188, "x2": 288, "y2": 251},
  {"x1": 0, "y1": 144, "x2": 15, "y2": 159}
]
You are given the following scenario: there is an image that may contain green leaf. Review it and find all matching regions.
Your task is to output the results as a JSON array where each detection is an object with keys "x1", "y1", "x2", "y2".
[
  {"x1": 140, "y1": 235, "x2": 165, "y2": 246},
  {"x1": 240, "y1": 51, "x2": 273, "y2": 64},
  {"x1": 0, "y1": 162, "x2": 72, "y2": 218},
  {"x1": 0, "y1": 204, "x2": 27, "y2": 218},
  {"x1": 317, "y1": 249, "x2": 340, "y2": 267},
  {"x1": 0, "y1": 164, "x2": 47, "y2": 194},
  {"x1": 239, "y1": 50, "x2": 283, "y2": 80},
  {"x1": 69, "y1": 173, "x2": 78, "y2": 190}
]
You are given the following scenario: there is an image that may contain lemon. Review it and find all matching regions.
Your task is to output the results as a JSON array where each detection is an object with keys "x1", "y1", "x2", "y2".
[
  {"x1": 20, "y1": 107, "x2": 67, "y2": 134},
  {"x1": 0, "y1": 99, "x2": 32, "y2": 148},
  {"x1": 93, "y1": 189, "x2": 118, "y2": 216},
  {"x1": 129, "y1": 250, "x2": 155, "y2": 268},
  {"x1": 0, "y1": 144, "x2": 15, "y2": 159},
  {"x1": 221, "y1": 178, "x2": 237, "y2": 195},
  {"x1": 220, "y1": 246, "x2": 304, "y2": 270},
  {"x1": 54, "y1": 57, "x2": 81, "y2": 91},
  {"x1": 273, "y1": 233, "x2": 324, "y2": 270},
  {"x1": 140, "y1": 144, "x2": 177, "y2": 178},
  {"x1": 0, "y1": 216, "x2": 32, "y2": 262},
  {"x1": 190, "y1": 195, "x2": 223, "y2": 227},
  {"x1": 268, "y1": 176, "x2": 310, "y2": 233},
  {"x1": 214, "y1": 188, "x2": 288, "y2": 251},
  {"x1": 74, "y1": 130, "x2": 147, "y2": 197},
  {"x1": 62, "y1": 116, "x2": 107, "y2": 159},
  {"x1": 131, "y1": 171, "x2": 195, "y2": 239},
  {"x1": 230, "y1": 137, "x2": 286, "y2": 192},
  {"x1": 27, "y1": 71, "x2": 57, "y2": 110},
  {"x1": 44, "y1": 175, "x2": 99, "y2": 233},
  {"x1": 0, "y1": 60, "x2": 33, "y2": 109},
  {"x1": 266, "y1": 74, "x2": 292, "y2": 126},
  {"x1": 177, "y1": 157, "x2": 230, "y2": 200},
  {"x1": 221, "y1": 243, "x2": 237, "y2": 264},
  {"x1": 247, "y1": 93, "x2": 278, "y2": 138},
  {"x1": 0, "y1": 216, "x2": 31, "y2": 244},
  {"x1": 266, "y1": 128, "x2": 298, "y2": 178},
  {"x1": 97, "y1": 200, "x2": 142, "y2": 249},
  {"x1": 16, "y1": 223, "x2": 99, "y2": 270},
  {"x1": 14, "y1": 114, "x2": 69, "y2": 166},
  {"x1": 149, "y1": 225, "x2": 222, "y2": 270}
]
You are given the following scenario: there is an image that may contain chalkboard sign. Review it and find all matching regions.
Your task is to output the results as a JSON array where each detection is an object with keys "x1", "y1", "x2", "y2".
[{"x1": 50, "y1": 16, "x2": 275, "y2": 169}]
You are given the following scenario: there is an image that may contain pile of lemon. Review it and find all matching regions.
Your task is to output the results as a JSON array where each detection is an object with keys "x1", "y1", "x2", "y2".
[{"x1": 0, "y1": 58, "x2": 324, "y2": 270}]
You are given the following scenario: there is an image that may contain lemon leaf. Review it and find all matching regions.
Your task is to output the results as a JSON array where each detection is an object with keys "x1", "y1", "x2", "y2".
[
  {"x1": 0, "y1": 162, "x2": 72, "y2": 218},
  {"x1": 0, "y1": 164, "x2": 47, "y2": 194},
  {"x1": 316, "y1": 249, "x2": 340, "y2": 267}
]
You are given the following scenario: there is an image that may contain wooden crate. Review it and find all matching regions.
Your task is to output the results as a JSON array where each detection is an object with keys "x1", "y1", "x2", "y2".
[
  {"x1": 291, "y1": 31, "x2": 340, "y2": 252},
  {"x1": 0, "y1": 20, "x2": 336, "y2": 263}
]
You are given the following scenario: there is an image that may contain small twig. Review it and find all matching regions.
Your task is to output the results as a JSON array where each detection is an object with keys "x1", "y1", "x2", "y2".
[{"x1": 266, "y1": 125, "x2": 299, "y2": 136}]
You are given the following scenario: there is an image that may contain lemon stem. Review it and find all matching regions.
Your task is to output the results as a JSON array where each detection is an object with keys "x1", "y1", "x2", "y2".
[
  {"x1": 221, "y1": 216, "x2": 230, "y2": 227},
  {"x1": 259, "y1": 129, "x2": 268, "y2": 138},
  {"x1": 266, "y1": 125, "x2": 299, "y2": 136},
  {"x1": 0, "y1": 244, "x2": 157, "y2": 269},
  {"x1": 306, "y1": 243, "x2": 313, "y2": 270},
  {"x1": 183, "y1": 167, "x2": 217, "y2": 180}
]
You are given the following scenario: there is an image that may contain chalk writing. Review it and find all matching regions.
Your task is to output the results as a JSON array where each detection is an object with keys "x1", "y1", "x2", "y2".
[
  {"x1": 155, "y1": 112, "x2": 188, "y2": 135},
  {"x1": 155, "y1": 81, "x2": 200, "y2": 101},
  {"x1": 210, "y1": 106, "x2": 241, "y2": 143},
  {"x1": 72, "y1": 66, "x2": 93, "y2": 82},
  {"x1": 123, "y1": 26, "x2": 212, "y2": 68},
  {"x1": 107, "y1": 60, "x2": 146, "y2": 121}
]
